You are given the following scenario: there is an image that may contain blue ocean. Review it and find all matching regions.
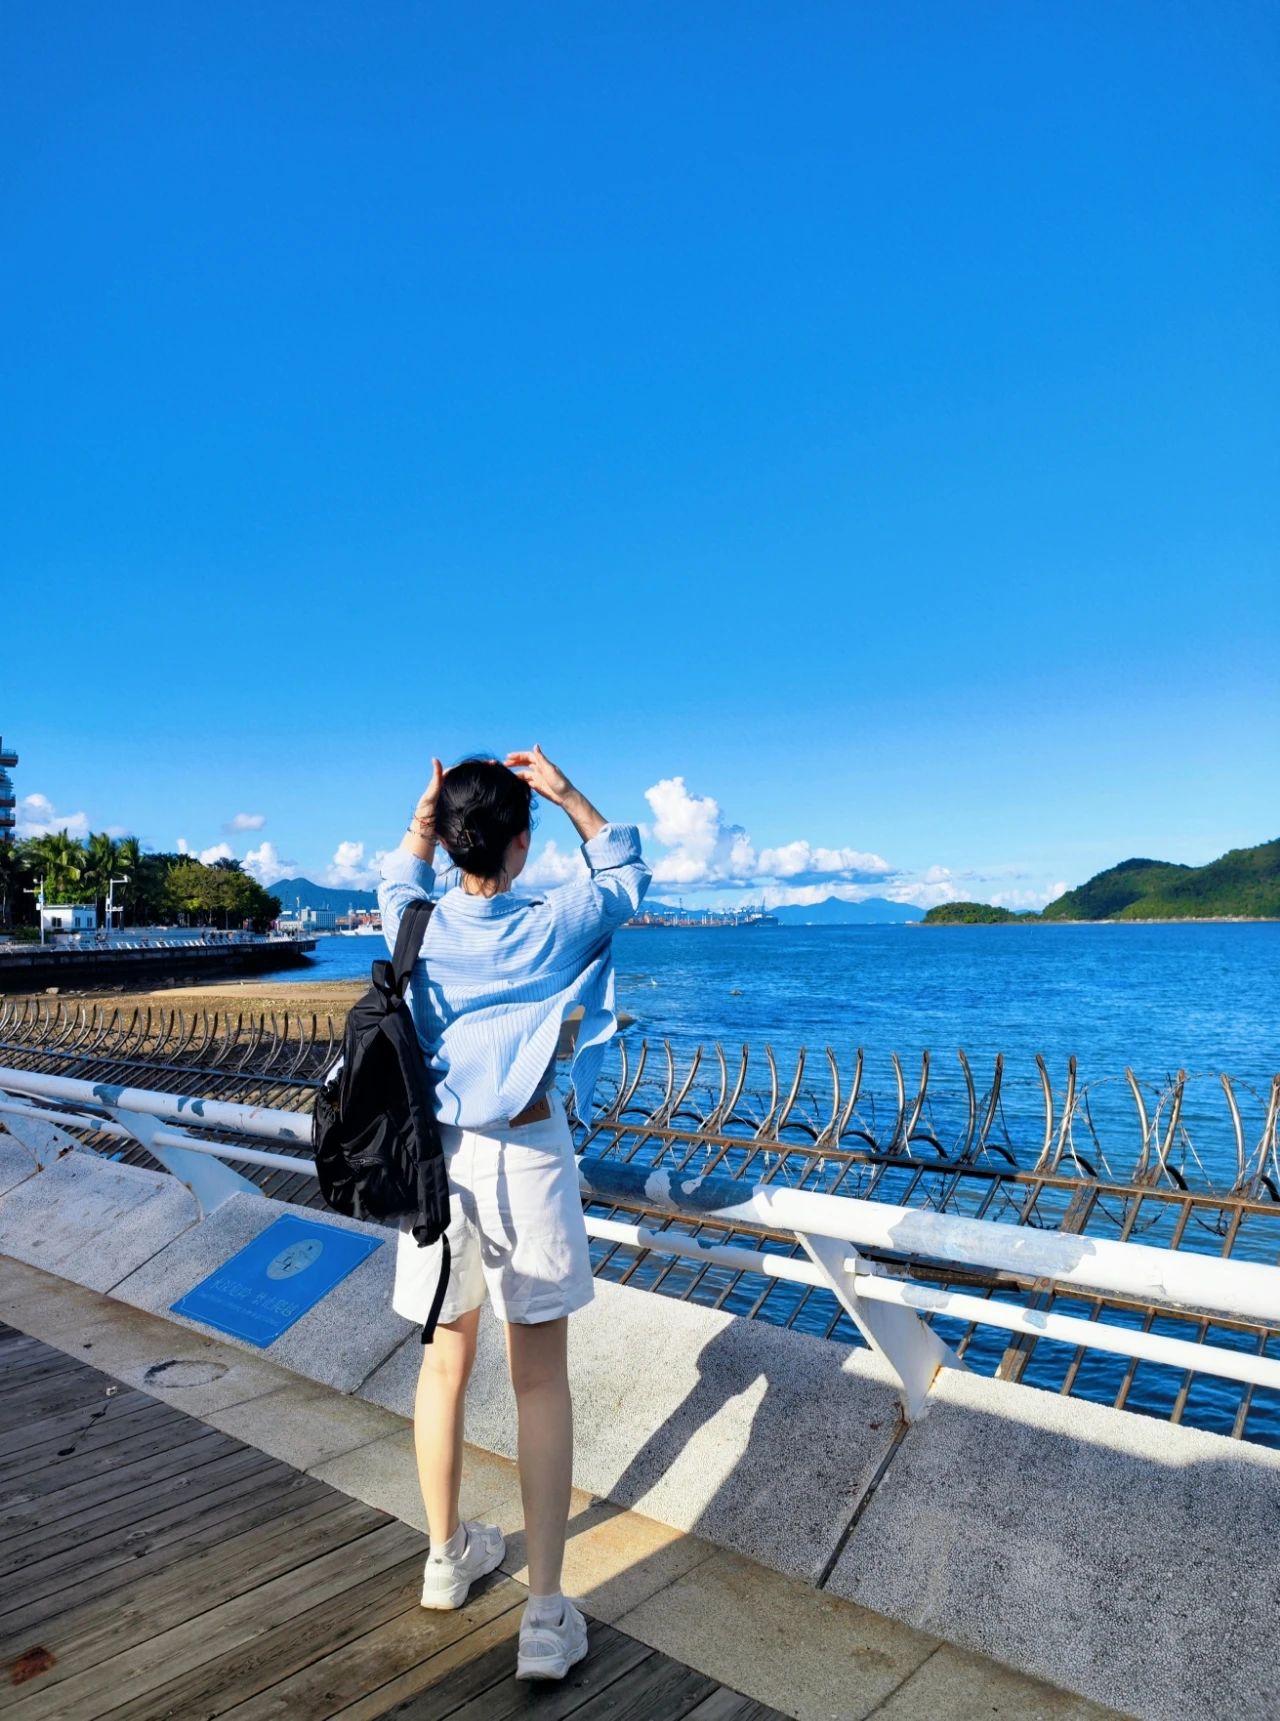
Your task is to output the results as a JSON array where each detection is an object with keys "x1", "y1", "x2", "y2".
[{"x1": 269, "y1": 922, "x2": 1279, "y2": 1184}]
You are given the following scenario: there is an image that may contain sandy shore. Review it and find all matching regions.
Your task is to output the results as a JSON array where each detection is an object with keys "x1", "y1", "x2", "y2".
[{"x1": 5, "y1": 981, "x2": 633, "y2": 1045}]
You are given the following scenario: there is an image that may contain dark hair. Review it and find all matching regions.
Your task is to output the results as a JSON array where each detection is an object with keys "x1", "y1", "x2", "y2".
[{"x1": 436, "y1": 757, "x2": 534, "y2": 880}]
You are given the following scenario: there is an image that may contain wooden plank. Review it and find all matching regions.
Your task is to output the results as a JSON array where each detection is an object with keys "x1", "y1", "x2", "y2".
[
  {"x1": 0, "y1": 1366, "x2": 135, "y2": 1427},
  {"x1": 0, "y1": 1450, "x2": 327, "y2": 1611},
  {"x1": 0, "y1": 1426, "x2": 248, "y2": 1543},
  {"x1": 0, "y1": 1387, "x2": 160, "y2": 1464},
  {"x1": 100, "y1": 1551, "x2": 442, "y2": 1721},
  {"x1": 0, "y1": 1472, "x2": 340, "y2": 1649},
  {"x1": 376, "y1": 1620, "x2": 653, "y2": 1721},
  {"x1": 0, "y1": 1352, "x2": 101, "y2": 1401},
  {"x1": 0, "y1": 1394, "x2": 176, "y2": 1478},
  {"x1": 0, "y1": 1405, "x2": 237, "y2": 1508},
  {"x1": 0, "y1": 1341, "x2": 99, "y2": 1383},
  {"x1": 684, "y1": 1689, "x2": 787, "y2": 1720},
  {"x1": 4, "y1": 1518, "x2": 425, "y2": 1721},
  {"x1": 569, "y1": 1654, "x2": 719, "y2": 1721},
  {"x1": 318, "y1": 1600, "x2": 526, "y2": 1721},
  {"x1": 0, "y1": 1336, "x2": 58, "y2": 1371},
  {"x1": 218, "y1": 1578, "x2": 525, "y2": 1721},
  {"x1": 0, "y1": 1496, "x2": 391, "y2": 1697},
  {"x1": 0, "y1": 1442, "x2": 279, "y2": 1578}
]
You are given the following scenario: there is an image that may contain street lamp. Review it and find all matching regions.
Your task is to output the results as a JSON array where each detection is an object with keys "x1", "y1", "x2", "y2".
[
  {"x1": 106, "y1": 875, "x2": 129, "y2": 934},
  {"x1": 23, "y1": 876, "x2": 47, "y2": 946}
]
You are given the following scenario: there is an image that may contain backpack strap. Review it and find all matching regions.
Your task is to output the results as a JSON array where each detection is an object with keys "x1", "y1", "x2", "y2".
[{"x1": 390, "y1": 899, "x2": 434, "y2": 996}]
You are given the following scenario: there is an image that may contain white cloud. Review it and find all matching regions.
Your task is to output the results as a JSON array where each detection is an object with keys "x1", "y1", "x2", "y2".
[
  {"x1": 16, "y1": 793, "x2": 90, "y2": 840},
  {"x1": 321, "y1": 840, "x2": 387, "y2": 891},
  {"x1": 988, "y1": 880, "x2": 1071, "y2": 910},
  {"x1": 243, "y1": 841, "x2": 296, "y2": 886},
  {"x1": 224, "y1": 812, "x2": 266, "y2": 833},
  {"x1": 642, "y1": 775, "x2": 894, "y2": 892},
  {"x1": 198, "y1": 842, "x2": 235, "y2": 866},
  {"x1": 521, "y1": 839, "x2": 588, "y2": 888}
]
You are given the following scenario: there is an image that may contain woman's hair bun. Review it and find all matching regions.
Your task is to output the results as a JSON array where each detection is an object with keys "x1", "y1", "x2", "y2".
[{"x1": 437, "y1": 758, "x2": 534, "y2": 881}]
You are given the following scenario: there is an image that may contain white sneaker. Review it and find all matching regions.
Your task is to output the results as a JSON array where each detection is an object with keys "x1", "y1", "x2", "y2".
[
  {"x1": 419, "y1": 1521, "x2": 506, "y2": 1610},
  {"x1": 516, "y1": 1597, "x2": 589, "y2": 1681}
]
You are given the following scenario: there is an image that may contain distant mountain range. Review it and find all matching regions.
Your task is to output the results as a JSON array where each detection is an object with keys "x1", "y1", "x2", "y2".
[
  {"x1": 269, "y1": 877, "x2": 923, "y2": 925},
  {"x1": 924, "y1": 839, "x2": 1280, "y2": 924},
  {"x1": 268, "y1": 876, "x2": 377, "y2": 912}
]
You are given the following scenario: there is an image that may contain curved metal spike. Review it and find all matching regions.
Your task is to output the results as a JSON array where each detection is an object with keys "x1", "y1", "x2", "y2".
[
  {"x1": 753, "y1": 1046, "x2": 781, "y2": 1139},
  {"x1": 836, "y1": 1048, "x2": 865, "y2": 1140},
  {"x1": 1031, "y1": 1054, "x2": 1055, "y2": 1172},
  {"x1": 955, "y1": 1049, "x2": 978, "y2": 1162},
  {"x1": 775, "y1": 1047, "x2": 807, "y2": 1135},
  {"x1": 887, "y1": 1052, "x2": 908, "y2": 1152},
  {"x1": 1125, "y1": 1067, "x2": 1153, "y2": 1183},
  {"x1": 1150, "y1": 1070, "x2": 1188, "y2": 1188}
]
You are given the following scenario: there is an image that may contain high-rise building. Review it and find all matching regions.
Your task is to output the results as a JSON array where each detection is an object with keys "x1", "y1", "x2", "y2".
[{"x1": 0, "y1": 736, "x2": 17, "y2": 842}]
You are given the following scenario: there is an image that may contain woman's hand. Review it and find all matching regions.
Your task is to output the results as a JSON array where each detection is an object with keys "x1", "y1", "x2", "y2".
[
  {"x1": 414, "y1": 757, "x2": 445, "y2": 825},
  {"x1": 506, "y1": 746, "x2": 605, "y2": 843},
  {"x1": 505, "y1": 745, "x2": 572, "y2": 807},
  {"x1": 401, "y1": 757, "x2": 444, "y2": 862}
]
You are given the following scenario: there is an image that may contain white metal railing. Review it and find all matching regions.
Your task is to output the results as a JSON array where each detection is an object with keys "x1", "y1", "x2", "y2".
[{"x1": 2, "y1": 1064, "x2": 1279, "y2": 1419}]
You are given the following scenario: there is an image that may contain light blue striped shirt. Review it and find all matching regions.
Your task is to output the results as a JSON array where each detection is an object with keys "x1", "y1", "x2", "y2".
[{"x1": 377, "y1": 824, "x2": 651, "y2": 1129}]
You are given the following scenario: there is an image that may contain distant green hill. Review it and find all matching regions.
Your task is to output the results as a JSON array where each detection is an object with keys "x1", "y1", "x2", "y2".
[
  {"x1": 269, "y1": 876, "x2": 377, "y2": 913},
  {"x1": 1040, "y1": 840, "x2": 1280, "y2": 920},
  {"x1": 922, "y1": 902, "x2": 1024, "y2": 924}
]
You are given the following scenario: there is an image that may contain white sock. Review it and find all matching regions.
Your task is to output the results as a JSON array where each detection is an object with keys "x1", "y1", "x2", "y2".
[
  {"x1": 433, "y1": 1523, "x2": 466, "y2": 1562},
  {"x1": 526, "y1": 1590, "x2": 565, "y2": 1626}
]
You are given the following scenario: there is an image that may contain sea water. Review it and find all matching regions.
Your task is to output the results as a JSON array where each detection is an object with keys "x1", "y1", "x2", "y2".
[{"x1": 267, "y1": 922, "x2": 1279, "y2": 1179}]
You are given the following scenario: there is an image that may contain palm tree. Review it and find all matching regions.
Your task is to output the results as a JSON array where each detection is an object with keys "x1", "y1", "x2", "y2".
[
  {"x1": 113, "y1": 836, "x2": 143, "y2": 925},
  {"x1": 83, "y1": 832, "x2": 122, "y2": 921},
  {"x1": 0, "y1": 843, "x2": 20, "y2": 929},
  {"x1": 20, "y1": 831, "x2": 86, "y2": 905}
]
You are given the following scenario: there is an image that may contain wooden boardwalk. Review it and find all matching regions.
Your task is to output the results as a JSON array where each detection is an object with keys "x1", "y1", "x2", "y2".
[{"x1": 0, "y1": 1324, "x2": 781, "y2": 1721}]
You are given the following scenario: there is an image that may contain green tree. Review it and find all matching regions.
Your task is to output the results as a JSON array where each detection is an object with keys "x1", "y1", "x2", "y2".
[
  {"x1": 82, "y1": 832, "x2": 123, "y2": 921},
  {"x1": 0, "y1": 843, "x2": 21, "y2": 929},
  {"x1": 19, "y1": 830, "x2": 89, "y2": 904},
  {"x1": 115, "y1": 836, "x2": 143, "y2": 925}
]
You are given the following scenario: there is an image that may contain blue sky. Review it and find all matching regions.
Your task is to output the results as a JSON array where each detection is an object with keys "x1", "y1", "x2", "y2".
[{"x1": 3, "y1": 3, "x2": 1276, "y2": 908}]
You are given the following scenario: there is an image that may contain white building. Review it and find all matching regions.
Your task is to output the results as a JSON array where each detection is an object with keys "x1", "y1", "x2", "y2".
[
  {"x1": 41, "y1": 903, "x2": 98, "y2": 935},
  {"x1": 300, "y1": 907, "x2": 337, "y2": 932}
]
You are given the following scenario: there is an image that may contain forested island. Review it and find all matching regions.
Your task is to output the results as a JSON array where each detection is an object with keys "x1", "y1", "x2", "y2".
[{"x1": 923, "y1": 839, "x2": 1280, "y2": 924}]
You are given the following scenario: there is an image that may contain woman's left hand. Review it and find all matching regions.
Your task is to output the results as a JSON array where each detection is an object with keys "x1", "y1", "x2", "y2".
[{"x1": 414, "y1": 758, "x2": 445, "y2": 826}]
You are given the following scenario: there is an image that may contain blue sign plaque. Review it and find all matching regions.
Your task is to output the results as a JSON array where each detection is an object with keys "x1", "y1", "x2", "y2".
[{"x1": 172, "y1": 1214, "x2": 383, "y2": 1347}]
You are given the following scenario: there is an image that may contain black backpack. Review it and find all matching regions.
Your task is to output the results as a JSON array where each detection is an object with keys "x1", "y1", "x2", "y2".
[{"x1": 311, "y1": 899, "x2": 451, "y2": 1342}]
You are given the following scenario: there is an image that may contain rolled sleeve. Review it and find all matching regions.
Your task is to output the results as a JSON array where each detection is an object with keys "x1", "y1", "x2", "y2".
[
  {"x1": 377, "y1": 847, "x2": 437, "y2": 953},
  {"x1": 581, "y1": 823, "x2": 644, "y2": 872},
  {"x1": 379, "y1": 848, "x2": 437, "y2": 895}
]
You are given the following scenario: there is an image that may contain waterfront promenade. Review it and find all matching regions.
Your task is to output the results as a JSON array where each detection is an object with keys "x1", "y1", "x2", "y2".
[
  {"x1": 0, "y1": 1263, "x2": 1113, "y2": 1720},
  {"x1": 0, "y1": 935, "x2": 317, "y2": 995}
]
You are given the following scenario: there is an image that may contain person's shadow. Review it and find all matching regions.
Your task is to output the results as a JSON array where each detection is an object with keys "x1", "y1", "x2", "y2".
[{"x1": 564, "y1": 1314, "x2": 899, "y2": 1589}]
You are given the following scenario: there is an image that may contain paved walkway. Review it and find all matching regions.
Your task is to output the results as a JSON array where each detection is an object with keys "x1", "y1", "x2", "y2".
[{"x1": 0, "y1": 1321, "x2": 779, "y2": 1720}]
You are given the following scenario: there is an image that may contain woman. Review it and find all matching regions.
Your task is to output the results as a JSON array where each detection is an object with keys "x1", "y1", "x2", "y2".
[{"x1": 377, "y1": 744, "x2": 650, "y2": 1681}]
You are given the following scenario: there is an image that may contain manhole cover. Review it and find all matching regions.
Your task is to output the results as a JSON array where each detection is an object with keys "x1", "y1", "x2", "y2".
[{"x1": 142, "y1": 1359, "x2": 229, "y2": 1389}]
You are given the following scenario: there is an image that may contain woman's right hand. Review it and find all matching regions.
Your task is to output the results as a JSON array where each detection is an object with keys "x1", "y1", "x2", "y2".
[{"x1": 505, "y1": 745, "x2": 572, "y2": 807}]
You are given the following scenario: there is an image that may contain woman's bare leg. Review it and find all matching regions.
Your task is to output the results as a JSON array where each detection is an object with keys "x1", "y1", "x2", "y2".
[
  {"x1": 414, "y1": 1306, "x2": 481, "y2": 1544},
  {"x1": 505, "y1": 1316, "x2": 572, "y2": 1595}
]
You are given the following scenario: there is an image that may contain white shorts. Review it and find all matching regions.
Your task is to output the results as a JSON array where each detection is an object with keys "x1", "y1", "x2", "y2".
[{"x1": 392, "y1": 1091, "x2": 595, "y2": 1327}]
